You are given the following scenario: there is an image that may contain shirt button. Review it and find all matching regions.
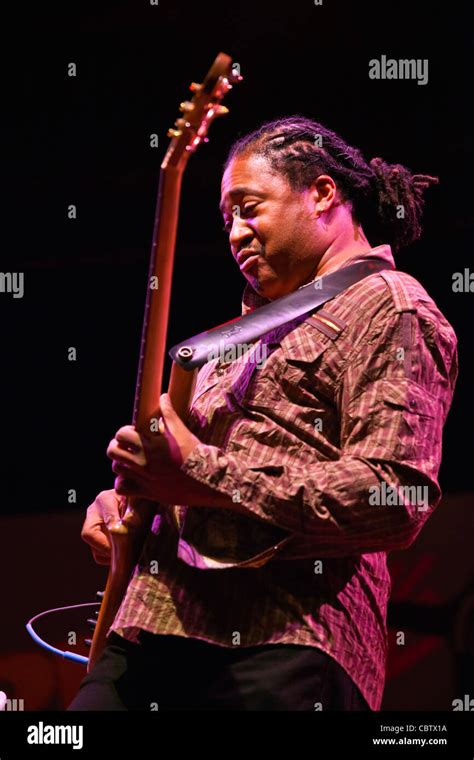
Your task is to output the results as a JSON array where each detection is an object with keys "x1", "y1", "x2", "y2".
[{"x1": 216, "y1": 362, "x2": 230, "y2": 376}]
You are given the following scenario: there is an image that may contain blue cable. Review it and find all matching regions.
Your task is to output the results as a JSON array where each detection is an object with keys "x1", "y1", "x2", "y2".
[{"x1": 26, "y1": 602, "x2": 101, "y2": 665}]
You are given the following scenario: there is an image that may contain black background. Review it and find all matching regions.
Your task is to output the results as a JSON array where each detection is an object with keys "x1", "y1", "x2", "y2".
[{"x1": 1, "y1": 0, "x2": 470, "y2": 515}]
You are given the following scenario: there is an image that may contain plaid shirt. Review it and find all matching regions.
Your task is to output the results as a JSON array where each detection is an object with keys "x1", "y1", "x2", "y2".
[{"x1": 110, "y1": 244, "x2": 458, "y2": 710}]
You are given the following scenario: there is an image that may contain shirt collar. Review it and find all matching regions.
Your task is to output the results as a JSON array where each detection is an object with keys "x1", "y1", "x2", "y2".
[{"x1": 240, "y1": 244, "x2": 395, "y2": 316}]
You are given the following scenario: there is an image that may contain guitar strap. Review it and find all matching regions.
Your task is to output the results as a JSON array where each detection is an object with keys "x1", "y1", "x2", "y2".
[
  {"x1": 169, "y1": 254, "x2": 397, "y2": 568},
  {"x1": 169, "y1": 255, "x2": 395, "y2": 369}
]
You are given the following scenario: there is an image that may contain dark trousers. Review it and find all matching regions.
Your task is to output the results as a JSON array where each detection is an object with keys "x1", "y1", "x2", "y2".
[{"x1": 67, "y1": 631, "x2": 370, "y2": 711}]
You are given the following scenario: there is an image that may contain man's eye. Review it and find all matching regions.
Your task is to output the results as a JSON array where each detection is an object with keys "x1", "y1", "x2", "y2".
[{"x1": 222, "y1": 204, "x2": 258, "y2": 233}]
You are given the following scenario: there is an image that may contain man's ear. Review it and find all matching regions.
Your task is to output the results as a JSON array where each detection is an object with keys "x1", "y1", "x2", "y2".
[{"x1": 312, "y1": 174, "x2": 337, "y2": 216}]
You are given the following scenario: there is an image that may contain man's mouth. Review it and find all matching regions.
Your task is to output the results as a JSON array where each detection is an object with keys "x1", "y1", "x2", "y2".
[
  {"x1": 237, "y1": 249, "x2": 261, "y2": 272},
  {"x1": 240, "y1": 254, "x2": 260, "y2": 273}
]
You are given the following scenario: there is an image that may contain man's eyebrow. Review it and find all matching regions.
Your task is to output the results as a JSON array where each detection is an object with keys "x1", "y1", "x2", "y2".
[{"x1": 219, "y1": 186, "x2": 265, "y2": 215}]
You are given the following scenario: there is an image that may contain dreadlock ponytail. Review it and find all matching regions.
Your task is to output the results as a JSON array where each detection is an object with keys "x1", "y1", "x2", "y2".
[{"x1": 225, "y1": 116, "x2": 438, "y2": 253}]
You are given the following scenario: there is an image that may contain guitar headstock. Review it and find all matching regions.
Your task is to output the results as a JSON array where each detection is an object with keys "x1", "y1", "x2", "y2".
[{"x1": 162, "y1": 52, "x2": 242, "y2": 169}]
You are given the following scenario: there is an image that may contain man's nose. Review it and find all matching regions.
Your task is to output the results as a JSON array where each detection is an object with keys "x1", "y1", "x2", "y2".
[{"x1": 229, "y1": 215, "x2": 253, "y2": 253}]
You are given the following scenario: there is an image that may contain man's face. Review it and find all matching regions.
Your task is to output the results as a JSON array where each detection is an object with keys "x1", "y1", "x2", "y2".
[{"x1": 220, "y1": 152, "x2": 324, "y2": 300}]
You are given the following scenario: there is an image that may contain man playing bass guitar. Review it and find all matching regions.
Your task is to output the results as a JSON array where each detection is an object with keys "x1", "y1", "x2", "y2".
[{"x1": 68, "y1": 116, "x2": 458, "y2": 711}]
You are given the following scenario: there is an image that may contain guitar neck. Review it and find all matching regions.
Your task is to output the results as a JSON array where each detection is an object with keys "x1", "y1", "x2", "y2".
[
  {"x1": 132, "y1": 53, "x2": 241, "y2": 433},
  {"x1": 133, "y1": 165, "x2": 186, "y2": 432}
]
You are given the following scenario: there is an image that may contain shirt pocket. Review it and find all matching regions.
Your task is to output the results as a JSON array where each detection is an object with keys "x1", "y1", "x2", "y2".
[
  {"x1": 277, "y1": 315, "x2": 346, "y2": 404},
  {"x1": 191, "y1": 378, "x2": 220, "y2": 403},
  {"x1": 187, "y1": 359, "x2": 219, "y2": 403},
  {"x1": 227, "y1": 351, "x2": 284, "y2": 412},
  {"x1": 186, "y1": 362, "x2": 223, "y2": 435}
]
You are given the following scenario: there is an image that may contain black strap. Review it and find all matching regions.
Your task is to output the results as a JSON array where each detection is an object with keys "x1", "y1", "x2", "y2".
[{"x1": 169, "y1": 256, "x2": 394, "y2": 370}]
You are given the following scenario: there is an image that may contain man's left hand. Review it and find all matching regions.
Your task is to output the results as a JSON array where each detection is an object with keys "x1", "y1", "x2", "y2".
[{"x1": 107, "y1": 393, "x2": 201, "y2": 502}]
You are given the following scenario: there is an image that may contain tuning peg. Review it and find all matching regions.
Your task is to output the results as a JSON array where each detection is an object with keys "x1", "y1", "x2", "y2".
[
  {"x1": 86, "y1": 618, "x2": 97, "y2": 630},
  {"x1": 189, "y1": 82, "x2": 202, "y2": 92},
  {"x1": 96, "y1": 590, "x2": 104, "y2": 601},
  {"x1": 211, "y1": 105, "x2": 229, "y2": 118},
  {"x1": 167, "y1": 128, "x2": 182, "y2": 138},
  {"x1": 175, "y1": 118, "x2": 189, "y2": 129},
  {"x1": 179, "y1": 101, "x2": 195, "y2": 113},
  {"x1": 84, "y1": 638, "x2": 92, "y2": 648}
]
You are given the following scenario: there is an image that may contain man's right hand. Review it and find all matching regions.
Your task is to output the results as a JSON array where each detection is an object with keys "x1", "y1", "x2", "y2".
[{"x1": 81, "y1": 489, "x2": 123, "y2": 565}]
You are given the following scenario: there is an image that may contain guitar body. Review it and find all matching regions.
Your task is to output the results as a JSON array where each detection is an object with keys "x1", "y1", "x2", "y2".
[{"x1": 87, "y1": 53, "x2": 241, "y2": 672}]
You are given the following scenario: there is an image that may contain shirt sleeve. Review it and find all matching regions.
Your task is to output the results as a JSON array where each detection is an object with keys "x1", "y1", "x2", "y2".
[{"x1": 180, "y1": 303, "x2": 458, "y2": 557}]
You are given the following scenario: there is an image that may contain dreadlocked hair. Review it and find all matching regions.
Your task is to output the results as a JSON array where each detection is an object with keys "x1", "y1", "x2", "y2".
[{"x1": 224, "y1": 116, "x2": 439, "y2": 252}]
